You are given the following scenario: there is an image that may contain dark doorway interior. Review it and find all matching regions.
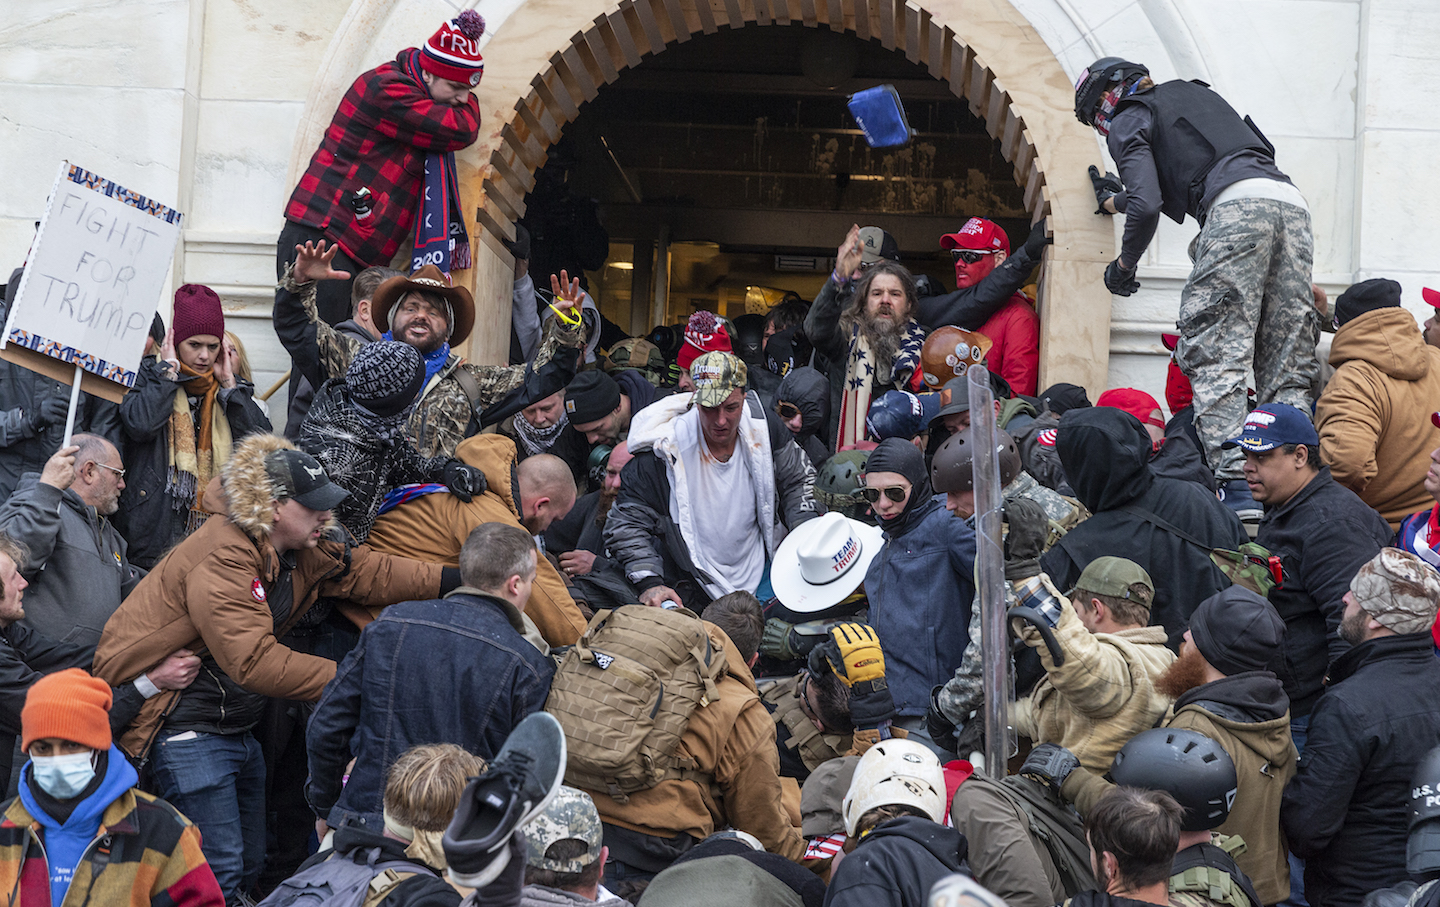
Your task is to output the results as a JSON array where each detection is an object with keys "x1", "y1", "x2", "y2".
[{"x1": 518, "y1": 23, "x2": 1032, "y2": 336}]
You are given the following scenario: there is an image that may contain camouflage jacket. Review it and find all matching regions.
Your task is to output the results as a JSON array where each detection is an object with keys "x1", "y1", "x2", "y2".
[
  {"x1": 935, "y1": 471, "x2": 1089, "y2": 725},
  {"x1": 279, "y1": 264, "x2": 584, "y2": 458}
]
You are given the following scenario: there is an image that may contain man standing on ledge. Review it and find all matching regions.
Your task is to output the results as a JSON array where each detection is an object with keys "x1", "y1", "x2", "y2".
[
  {"x1": 278, "y1": 11, "x2": 486, "y2": 326},
  {"x1": 1075, "y1": 57, "x2": 1319, "y2": 523}
]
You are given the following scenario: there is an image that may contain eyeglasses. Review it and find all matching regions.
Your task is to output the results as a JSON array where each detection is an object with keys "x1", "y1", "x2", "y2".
[
  {"x1": 93, "y1": 463, "x2": 126, "y2": 480},
  {"x1": 950, "y1": 249, "x2": 998, "y2": 265},
  {"x1": 798, "y1": 672, "x2": 823, "y2": 728},
  {"x1": 860, "y1": 485, "x2": 909, "y2": 504},
  {"x1": 775, "y1": 401, "x2": 801, "y2": 420}
]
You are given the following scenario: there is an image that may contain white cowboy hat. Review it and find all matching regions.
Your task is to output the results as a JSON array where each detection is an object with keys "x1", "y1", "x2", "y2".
[{"x1": 770, "y1": 512, "x2": 885, "y2": 614}]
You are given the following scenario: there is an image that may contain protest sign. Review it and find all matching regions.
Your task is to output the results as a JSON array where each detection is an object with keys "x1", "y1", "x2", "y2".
[{"x1": 3, "y1": 161, "x2": 183, "y2": 408}]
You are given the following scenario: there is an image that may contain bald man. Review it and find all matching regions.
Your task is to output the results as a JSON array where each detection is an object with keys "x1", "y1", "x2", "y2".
[{"x1": 367, "y1": 434, "x2": 585, "y2": 646}]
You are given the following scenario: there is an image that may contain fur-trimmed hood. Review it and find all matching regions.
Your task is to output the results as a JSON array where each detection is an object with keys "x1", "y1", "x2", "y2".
[{"x1": 211, "y1": 432, "x2": 296, "y2": 538}]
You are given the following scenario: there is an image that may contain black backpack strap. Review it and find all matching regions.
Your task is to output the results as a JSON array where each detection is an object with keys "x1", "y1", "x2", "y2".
[{"x1": 1117, "y1": 503, "x2": 1213, "y2": 550}]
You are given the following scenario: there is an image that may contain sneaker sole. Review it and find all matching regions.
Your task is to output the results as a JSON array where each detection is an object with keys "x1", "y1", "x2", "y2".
[{"x1": 516, "y1": 711, "x2": 568, "y2": 830}]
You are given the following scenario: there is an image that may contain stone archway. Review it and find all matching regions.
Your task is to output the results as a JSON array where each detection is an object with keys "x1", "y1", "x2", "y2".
[{"x1": 297, "y1": 0, "x2": 1118, "y2": 391}]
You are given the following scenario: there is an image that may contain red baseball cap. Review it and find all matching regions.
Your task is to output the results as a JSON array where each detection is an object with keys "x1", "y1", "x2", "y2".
[
  {"x1": 940, "y1": 217, "x2": 1011, "y2": 255},
  {"x1": 1423, "y1": 287, "x2": 1440, "y2": 309},
  {"x1": 1096, "y1": 388, "x2": 1166, "y2": 429},
  {"x1": 1161, "y1": 332, "x2": 1180, "y2": 352}
]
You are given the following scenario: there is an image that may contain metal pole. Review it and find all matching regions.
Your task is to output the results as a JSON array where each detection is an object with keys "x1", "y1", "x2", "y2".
[{"x1": 968, "y1": 364, "x2": 1013, "y2": 777}]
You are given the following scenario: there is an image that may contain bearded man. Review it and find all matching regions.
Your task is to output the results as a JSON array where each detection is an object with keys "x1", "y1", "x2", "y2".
[
  {"x1": 544, "y1": 441, "x2": 634, "y2": 579},
  {"x1": 805, "y1": 226, "x2": 928, "y2": 449},
  {"x1": 1027, "y1": 586, "x2": 1296, "y2": 906}
]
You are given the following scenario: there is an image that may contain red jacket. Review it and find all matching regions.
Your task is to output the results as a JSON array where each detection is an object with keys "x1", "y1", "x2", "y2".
[
  {"x1": 977, "y1": 294, "x2": 1040, "y2": 397},
  {"x1": 285, "y1": 50, "x2": 481, "y2": 267}
]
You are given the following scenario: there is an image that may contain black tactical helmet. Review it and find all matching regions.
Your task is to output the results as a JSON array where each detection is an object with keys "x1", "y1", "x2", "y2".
[
  {"x1": 1074, "y1": 57, "x2": 1150, "y2": 126},
  {"x1": 1107, "y1": 728, "x2": 1237, "y2": 832},
  {"x1": 814, "y1": 450, "x2": 876, "y2": 524},
  {"x1": 1409, "y1": 744, "x2": 1440, "y2": 873},
  {"x1": 931, "y1": 428, "x2": 1021, "y2": 494}
]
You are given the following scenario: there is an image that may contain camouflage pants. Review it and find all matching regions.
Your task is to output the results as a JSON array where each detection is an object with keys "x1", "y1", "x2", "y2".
[{"x1": 1175, "y1": 198, "x2": 1320, "y2": 481}]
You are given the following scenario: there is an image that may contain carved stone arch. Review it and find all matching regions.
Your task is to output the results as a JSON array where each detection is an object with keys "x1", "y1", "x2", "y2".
[{"x1": 292, "y1": 0, "x2": 1118, "y2": 390}]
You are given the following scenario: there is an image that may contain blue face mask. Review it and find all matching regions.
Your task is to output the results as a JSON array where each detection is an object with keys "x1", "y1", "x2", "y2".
[{"x1": 31, "y1": 751, "x2": 96, "y2": 800}]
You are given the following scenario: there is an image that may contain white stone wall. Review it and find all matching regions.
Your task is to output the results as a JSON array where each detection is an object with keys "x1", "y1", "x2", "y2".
[{"x1": 3, "y1": 0, "x2": 1438, "y2": 428}]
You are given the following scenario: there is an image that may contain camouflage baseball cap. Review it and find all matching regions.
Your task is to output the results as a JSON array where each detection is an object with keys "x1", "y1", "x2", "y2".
[
  {"x1": 1072, "y1": 556, "x2": 1154, "y2": 606},
  {"x1": 1349, "y1": 547, "x2": 1440, "y2": 635},
  {"x1": 604, "y1": 337, "x2": 663, "y2": 375},
  {"x1": 691, "y1": 351, "x2": 748, "y2": 407},
  {"x1": 521, "y1": 786, "x2": 603, "y2": 873}
]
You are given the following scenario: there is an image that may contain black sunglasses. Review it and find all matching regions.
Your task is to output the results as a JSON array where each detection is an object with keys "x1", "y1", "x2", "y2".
[
  {"x1": 775, "y1": 401, "x2": 801, "y2": 420},
  {"x1": 860, "y1": 485, "x2": 909, "y2": 504},
  {"x1": 950, "y1": 249, "x2": 996, "y2": 265}
]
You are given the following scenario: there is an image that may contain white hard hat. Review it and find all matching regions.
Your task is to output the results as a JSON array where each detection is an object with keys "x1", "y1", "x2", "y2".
[{"x1": 842, "y1": 738, "x2": 947, "y2": 836}]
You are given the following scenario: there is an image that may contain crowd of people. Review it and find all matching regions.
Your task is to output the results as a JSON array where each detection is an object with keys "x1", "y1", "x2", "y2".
[{"x1": 0, "y1": 14, "x2": 1438, "y2": 907}]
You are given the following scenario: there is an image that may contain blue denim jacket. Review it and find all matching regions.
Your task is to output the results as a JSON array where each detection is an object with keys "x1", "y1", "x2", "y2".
[
  {"x1": 305, "y1": 589, "x2": 554, "y2": 829},
  {"x1": 863, "y1": 505, "x2": 977, "y2": 716}
]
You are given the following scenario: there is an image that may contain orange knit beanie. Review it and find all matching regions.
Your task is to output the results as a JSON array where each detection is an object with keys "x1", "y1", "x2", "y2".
[{"x1": 22, "y1": 669, "x2": 112, "y2": 753}]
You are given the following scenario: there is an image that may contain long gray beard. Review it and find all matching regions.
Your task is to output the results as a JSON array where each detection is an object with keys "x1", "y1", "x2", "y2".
[{"x1": 860, "y1": 317, "x2": 904, "y2": 384}]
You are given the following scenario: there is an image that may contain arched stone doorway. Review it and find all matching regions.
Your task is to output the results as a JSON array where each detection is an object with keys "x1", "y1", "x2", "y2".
[{"x1": 295, "y1": 0, "x2": 1117, "y2": 391}]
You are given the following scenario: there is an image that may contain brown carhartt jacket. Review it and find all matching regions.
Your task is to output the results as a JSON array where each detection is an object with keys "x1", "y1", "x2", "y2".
[
  {"x1": 366, "y1": 433, "x2": 587, "y2": 646},
  {"x1": 587, "y1": 625, "x2": 807, "y2": 862},
  {"x1": 93, "y1": 434, "x2": 442, "y2": 758}
]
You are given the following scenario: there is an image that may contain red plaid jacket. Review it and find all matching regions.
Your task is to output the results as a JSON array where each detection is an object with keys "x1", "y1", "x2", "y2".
[{"x1": 285, "y1": 50, "x2": 481, "y2": 268}]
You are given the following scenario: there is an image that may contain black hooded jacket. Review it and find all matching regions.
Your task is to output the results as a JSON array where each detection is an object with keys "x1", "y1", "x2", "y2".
[
  {"x1": 778, "y1": 367, "x2": 832, "y2": 467},
  {"x1": 825, "y1": 816, "x2": 967, "y2": 907},
  {"x1": 1040, "y1": 408, "x2": 1246, "y2": 646}
]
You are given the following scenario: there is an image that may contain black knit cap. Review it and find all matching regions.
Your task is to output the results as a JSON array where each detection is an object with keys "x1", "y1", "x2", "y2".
[
  {"x1": 1040, "y1": 383, "x2": 1092, "y2": 415},
  {"x1": 564, "y1": 370, "x2": 621, "y2": 425},
  {"x1": 1188, "y1": 586, "x2": 1286, "y2": 676},
  {"x1": 1334, "y1": 278, "x2": 1403, "y2": 328},
  {"x1": 345, "y1": 341, "x2": 425, "y2": 417}
]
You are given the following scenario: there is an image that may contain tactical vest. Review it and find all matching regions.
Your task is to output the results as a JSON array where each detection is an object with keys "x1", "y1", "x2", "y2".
[
  {"x1": 760, "y1": 675, "x2": 849, "y2": 773},
  {"x1": 1169, "y1": 837, "x2": 1263, "y2": 907},
  {"x1": 1116, "y1": 80, "x2": 1275, "y2": 224}
]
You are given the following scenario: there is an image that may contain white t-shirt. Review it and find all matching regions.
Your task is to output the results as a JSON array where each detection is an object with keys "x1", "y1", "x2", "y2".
[{"x1": 680, "y1": 436, "x2": 767, "y2": 594}]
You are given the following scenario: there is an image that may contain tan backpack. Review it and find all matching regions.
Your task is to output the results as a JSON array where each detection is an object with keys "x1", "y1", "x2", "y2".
[{"x1": 544, "y1": 605, "x2": 727, "y2": 803}]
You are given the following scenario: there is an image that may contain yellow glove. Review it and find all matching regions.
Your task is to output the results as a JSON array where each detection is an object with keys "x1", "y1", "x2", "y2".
[{"x1": 827, "y1": 622, "x2": 886, "y2": 687}]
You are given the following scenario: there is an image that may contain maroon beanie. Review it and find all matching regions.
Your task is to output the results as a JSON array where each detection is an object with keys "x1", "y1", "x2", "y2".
[{"x1": 172, "y1": 284, "x2": 225, "y2": 345}]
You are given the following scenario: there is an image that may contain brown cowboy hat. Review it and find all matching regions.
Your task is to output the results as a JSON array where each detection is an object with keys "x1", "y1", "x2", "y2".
[{"x1": 371, "y1": 264, "x2": 475, "y2": 345}]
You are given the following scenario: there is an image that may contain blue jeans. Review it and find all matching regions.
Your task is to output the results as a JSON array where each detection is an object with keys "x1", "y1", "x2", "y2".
[
  {"x1": 151, "y1": 730, "x2": 267, "y2": 903},
  {"x1": 1279, "y1": 714, "x2": 1310, "y2": 907}
]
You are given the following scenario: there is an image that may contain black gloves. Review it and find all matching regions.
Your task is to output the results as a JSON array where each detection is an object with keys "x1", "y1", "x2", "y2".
[
  {"x1": 28, "y1": 393, "x2": 70, "y2": 433},
  {"x1": 1020, "y1": 742, "x2": 1080, "y2": 794},
  {"x1": 443, "y1": 461, "x2": 488, "y2": 502},
  {"x1": 1088, "y1": 165, "x2": 1124, "y2": 214},
  {"x1": 1022, "y1": 218, "x2": 1053, "y2": 259},
  {"x1": 1003, "y1": 497, "x2": 1049, "y2": 581},
  {"x1": 1104, "y1": 259, "x2": 1140, "y2": 296},
  {"x1": 925, "y1": 685, "x2": 959, "y2": 748}
]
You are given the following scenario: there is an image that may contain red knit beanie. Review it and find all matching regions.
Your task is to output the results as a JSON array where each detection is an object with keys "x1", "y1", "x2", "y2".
[
  {"x1": 22, "y1": 669, "x2": 112, "y2": 753},
  {"x1": 172, "y1": 284, "x2": 225, "y2": 345},
  {"x1": 420, "y1": 10, "x2": 486, "y2": 86},
  {"x1": 677, "y1": 311, "x2": 732, "y2": 371}
]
